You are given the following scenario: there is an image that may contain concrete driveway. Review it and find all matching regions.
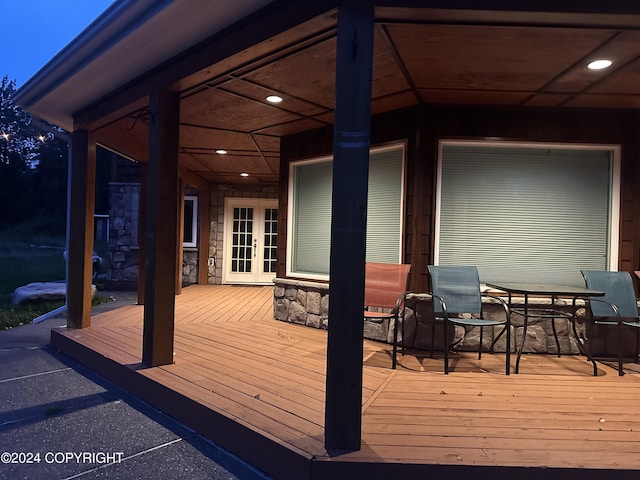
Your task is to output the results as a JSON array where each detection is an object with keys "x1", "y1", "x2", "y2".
[{"x1": 0, "y1": 299, "x2": 270, "y2": 480}]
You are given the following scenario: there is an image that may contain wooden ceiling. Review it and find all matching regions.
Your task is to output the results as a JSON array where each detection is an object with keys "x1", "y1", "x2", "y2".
[{"x1": 93, "y1": 7, "x2": 640, "y2": 186}]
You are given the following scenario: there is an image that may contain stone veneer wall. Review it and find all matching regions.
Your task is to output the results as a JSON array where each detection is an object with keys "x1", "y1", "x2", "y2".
[
  {"x1": 107, "y1": 183, "x2": 201, "y2": 289},
  {"x1": 207, "y1": 184, "x2": 278, "y2": 285},
  {"x1": 273, "y1": 278, "x2": 595, "y2": 355},
  {"x1": 107, "y1": 182, "x2": 140, "y2": 290},
  {"x1": 182, "y1": 250, "x2": 198, "y2": 285},
  {"x1": 274, "y1": 279, "x2": 330, "y2": 329}
]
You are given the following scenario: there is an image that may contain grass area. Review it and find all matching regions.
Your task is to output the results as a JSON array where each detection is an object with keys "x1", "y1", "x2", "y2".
[
  {"x1": 0, "y1": 301, "x2": 65, "y2": 330},
  {"x1": 0, "y1": 231, "x2": 66, "y2": 301},
  {"x1": 0, "y1": 228, "x2": 113, "y2": 330},
  {"x1": 0, "y1": 230, "x2": 66, "y2": 329},
  {"x1": 0, "y1": 296, "x2": 112, "y2": 331}
]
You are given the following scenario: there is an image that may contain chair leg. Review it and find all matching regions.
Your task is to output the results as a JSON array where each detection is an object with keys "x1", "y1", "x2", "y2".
[
  {"x1": 551, "y1": 318, "x2": 561, "y2": 358},
  {"x1": 505, "y1": 322, "x2": 511, "y2": 376},
  {"x1": 618, "y1": 323, "x2": 624, "y2": 376},
  {"x1": 401, "y1": 310, "x2": 405, "y2": 357},
  {"x1": 443, "y1": 320, "x2": 449, "y2": 374},
  {"x1": 571, "y1": 316, "x2": 597, "y2": 376},
  {"x1": 392, "y1": 313, "x2": 399, "y2": 369},
  {"x1": 478, "y1": 326, "x2": 483, "y2": 360}
]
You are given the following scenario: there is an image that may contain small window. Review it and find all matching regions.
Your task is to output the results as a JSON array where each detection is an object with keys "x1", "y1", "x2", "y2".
[{"x1": 183, "y1": 195, "x2": 198, "y2": 248}]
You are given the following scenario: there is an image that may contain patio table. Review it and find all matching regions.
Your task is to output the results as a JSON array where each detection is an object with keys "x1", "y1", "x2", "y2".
[{"x1": 485, "y1": 282, "x2": 604, "y2": 375}]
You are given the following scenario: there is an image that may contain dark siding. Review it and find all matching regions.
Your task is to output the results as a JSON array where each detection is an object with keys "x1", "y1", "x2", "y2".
[{"x1": 280, "y1": 105, "x2": 640, "y2": 293}]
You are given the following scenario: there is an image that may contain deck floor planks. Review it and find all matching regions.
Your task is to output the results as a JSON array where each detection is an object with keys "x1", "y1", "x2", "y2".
[
  {"x1": 52, "y1": 284, "x2": 640, "y2": 478},
  {"x1": 137, "y1": 365, "x2": 326, "y2": 456},
  {"x1": 177, "y1": 319, "x2": 389, "y2": 394},
  {"x1": 58, "y1": 325, "x2": 141, "y2": 365},
  {"x1": 178, "y1": 285, "x2": 272, "y2": 325},
  {"x1": 171, "y1": 344, "x2": 328, "y2": 420}
]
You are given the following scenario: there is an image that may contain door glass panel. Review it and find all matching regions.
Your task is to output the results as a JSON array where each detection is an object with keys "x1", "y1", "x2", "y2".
[
  {"x1": 231, "y1": 207, "x2": 253, "y2": 273},
  {"x1": 263, "y1": 208, "x2": 278, "y2": 273}
]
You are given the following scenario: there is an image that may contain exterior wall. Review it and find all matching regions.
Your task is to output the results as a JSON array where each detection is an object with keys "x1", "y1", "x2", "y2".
[
  {"x1": 277, "y1": 105, "x2": 640, "y2": 355},
  {"x1": 182, "y1": 250, "x2": 198, "y2": 285},
  {"x1": 207, "y1": 183, "x2": 279, "y2": 285},
  {"x1": 106, "y1": 181, "x2": 279, "y2": 289},
  {"x1": 182, "y1": 185, "x2": 199, "y2": 286},
  {"x1": 106, "y1": 183, "x2": 201, "y2": 289},
  {"x1": 280, "y1": 105, "x2": 640, "y2": 293}
]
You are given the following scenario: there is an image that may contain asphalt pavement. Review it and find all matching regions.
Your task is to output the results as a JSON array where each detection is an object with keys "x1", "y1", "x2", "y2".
[{"x1": 0, "y1": 299, "x2": 271, "y2": 480}]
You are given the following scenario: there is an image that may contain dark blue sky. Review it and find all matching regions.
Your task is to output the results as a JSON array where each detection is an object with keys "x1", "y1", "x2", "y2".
[{"x1": 2, "y1": 1, "x2": 114, "y2": 88}]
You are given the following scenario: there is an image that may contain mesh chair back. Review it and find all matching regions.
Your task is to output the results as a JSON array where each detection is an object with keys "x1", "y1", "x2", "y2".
[
  {"x1": 428, "y1": 265, "x2": 482, "y2": 315},
  {"x1": 581, "y1": 270, "x2": 639, "y2": 319},
  {"x1": 364, "y1": 263, "x2": 411, "y2": 309}
]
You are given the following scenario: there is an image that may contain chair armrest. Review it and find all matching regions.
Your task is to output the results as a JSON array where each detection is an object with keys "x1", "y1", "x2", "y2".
[
  {"x1": 393, "y1": 291, "x2": 409, "y2": 313},
  {"x1": 585, "y1": 297, "x2": 620, "y2": 318},
  {"x1": 481, "y1": 294, "x2": 510, "y2": 322},
  {"x1": 429, "y1": 293, "x2": 448, "y2": 317}
]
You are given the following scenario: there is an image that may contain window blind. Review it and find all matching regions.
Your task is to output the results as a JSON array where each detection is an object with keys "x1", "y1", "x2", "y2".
[
  {"x1": 438, "y1": 144, "x2": 612, "y2": 286},
  {"x1": 291, "y1": 145, "x2": 404, "y2": 276}
]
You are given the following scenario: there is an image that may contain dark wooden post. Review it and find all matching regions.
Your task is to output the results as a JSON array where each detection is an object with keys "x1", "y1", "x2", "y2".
[
  {"x1": 67, "y1": 128, "x2": 96, "y2": 329},
  {"x1": 142, "y1": 90, "x2": 180, "y2": 367},
  {"x1": 137, "y1": 162, "x2": 147, "y2": 305},
  {"x1": 176, "y1": 178, "x2": 185, "y2": 295},
  {"x1": 198, "y1": 183, "x2": 211, "y2": 285},
  {"x1": 324, "y1": 0, "x2": 374, "y2": 452}
]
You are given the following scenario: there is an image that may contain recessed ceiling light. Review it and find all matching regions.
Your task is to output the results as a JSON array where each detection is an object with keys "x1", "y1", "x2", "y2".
[
  {"x1": 266, "y1": 95, "x2": 283, "y2": 103},
  {"x1": 215, "y1": 149, "x2": 227, "y2": 155},
  {"x1": 240, "y1": 172, "x2": 249, "y2": 177},
  {"x1": 588, "y1": 59, "x2": 612, "y2": 70}
]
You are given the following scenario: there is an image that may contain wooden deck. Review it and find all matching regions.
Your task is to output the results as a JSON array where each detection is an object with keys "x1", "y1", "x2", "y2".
[{"x1": 51, "y1": 285, "x2": 640, "y2": 480}]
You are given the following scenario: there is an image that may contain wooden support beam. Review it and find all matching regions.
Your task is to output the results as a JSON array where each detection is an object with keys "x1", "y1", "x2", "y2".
[
  {"x1": 67, "y1": 128, "x2": 96, "y2": 329},
  {"x1": 178, "y1": 167, "x2": 211, "y2": 286},
  {"x1": 176, "y1": 178, "x2": 185, "y2": 295},
  {"x1": 142, "y1": 90, "x2": 180, "y2": 367},
  {"x1": 137, "y1": 163, "x2": 147, "y2": 305},
  {"x1": 324, "y1": 0, "x2": 374, "y2": 452},
  {"x1": 198, "y1": 184, "x2": 211, "y2": 285}
]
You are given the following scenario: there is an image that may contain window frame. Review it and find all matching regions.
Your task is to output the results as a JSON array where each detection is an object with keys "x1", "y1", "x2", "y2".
[
  {"x1": 183, "y1": 195, "x2": 198, "y2": 248},
  {"x1": 286, "y1": 143, "x2": 406, "y2": 281}
]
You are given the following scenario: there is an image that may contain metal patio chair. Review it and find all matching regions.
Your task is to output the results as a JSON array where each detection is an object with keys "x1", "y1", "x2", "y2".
[
  {"x1": 428, "y1": 265, "x2": 511, "y2": 375},
  {"x1": 580, "y1": 270, "x2": 640, "y2": 376},
  {"x1": 363, "y1": 262, "x2": 411, "y2": 370}
]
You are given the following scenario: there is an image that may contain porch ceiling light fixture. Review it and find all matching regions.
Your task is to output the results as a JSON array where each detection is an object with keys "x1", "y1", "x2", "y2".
[
  {"x1": 587, "y1": 59, "x2": 612, "y2": 70},
  {"x1": 215, "y1": 149, "x2": 228, "y2": 154},
  {"x1": 266, "y1": 95, "x2": 283, "y2": 103}
]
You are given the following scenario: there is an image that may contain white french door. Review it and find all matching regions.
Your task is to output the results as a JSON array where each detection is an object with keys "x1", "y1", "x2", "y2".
[{"x1": 223, "y1": 198, "x2": 278, "y2": 284}]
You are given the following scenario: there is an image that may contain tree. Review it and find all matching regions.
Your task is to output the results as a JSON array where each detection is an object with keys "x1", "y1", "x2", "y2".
[
  {"x1": 0, "y1": 76, "x2": 42, "y2": 167},
  {"x1": 0, "y1": 75, "x2": 114, "y2": 234},
  {"x1": 0, "y1": 76, "x2": 61, "y2": 229},
  {"x1": 30, "y1": 138, "x2": 69, "y2": 235}
]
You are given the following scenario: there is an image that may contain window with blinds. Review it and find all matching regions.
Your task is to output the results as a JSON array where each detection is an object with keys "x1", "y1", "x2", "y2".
[
  {"x1": 288, "y1": 144, "x2": 405, "y2": 279},
  {"x1": 436, "y1": 142, "x2": 619, "y2": 286}
]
